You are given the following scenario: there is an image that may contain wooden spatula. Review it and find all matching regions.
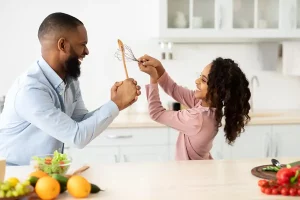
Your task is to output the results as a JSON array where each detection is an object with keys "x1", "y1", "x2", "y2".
[
  {"x1": 118, "y1": 39, "x2": 129, "y2": 79},
  {"x1": 65, "y1": 165, "x2": 90, "y2": 178}
]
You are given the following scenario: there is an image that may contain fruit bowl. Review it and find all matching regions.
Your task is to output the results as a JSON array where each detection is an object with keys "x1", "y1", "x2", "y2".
[{"x1": 30, "y1": 151, "x2": 72, "y2": 175}]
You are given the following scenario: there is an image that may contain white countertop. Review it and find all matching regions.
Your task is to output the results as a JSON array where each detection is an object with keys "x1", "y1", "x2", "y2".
[
  {"x1": 108, "y1": 110, "x2": 300, "y2": 128},
  {"x1": 5, "y1": 157, "x2": 300, "y2": 199}
]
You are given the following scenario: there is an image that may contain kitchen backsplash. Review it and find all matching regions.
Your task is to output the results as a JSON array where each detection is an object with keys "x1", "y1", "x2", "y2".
[{"x1": 1, "y1": 0, "x2": 300, "y2": 113}]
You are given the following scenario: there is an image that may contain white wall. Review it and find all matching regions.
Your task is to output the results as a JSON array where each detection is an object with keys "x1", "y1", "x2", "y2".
[{"x1": 1, "y1": 0, "x2": 300, "y2": 113}]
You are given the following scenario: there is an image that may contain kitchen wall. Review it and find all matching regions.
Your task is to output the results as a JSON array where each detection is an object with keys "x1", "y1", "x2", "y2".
[{"x1": 1, "y1": 0, "x2": 300, "y2": 113}]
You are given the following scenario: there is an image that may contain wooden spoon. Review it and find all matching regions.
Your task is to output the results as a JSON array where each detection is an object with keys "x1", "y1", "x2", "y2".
[
  {"x1": 65, "y1": 165, "x2": 90, "y2": 178},
  {"x1": 118, "y1": 39, "x2": 129, "y2": 79}
]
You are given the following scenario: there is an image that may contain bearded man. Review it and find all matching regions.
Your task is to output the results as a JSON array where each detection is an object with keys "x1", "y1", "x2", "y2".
[{"x1": 0, "y1": 12, "x2": 141, "y2": 165}]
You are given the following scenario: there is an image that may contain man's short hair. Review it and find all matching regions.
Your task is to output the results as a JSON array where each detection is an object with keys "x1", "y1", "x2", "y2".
[{"x1": 38, "y1": 12, "x2": 83, "y2": 40}]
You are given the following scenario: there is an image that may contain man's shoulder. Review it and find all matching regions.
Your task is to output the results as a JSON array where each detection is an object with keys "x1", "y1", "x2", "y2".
[{"x1": 16, "y1": 61, "x2": 51, "y2": 91}]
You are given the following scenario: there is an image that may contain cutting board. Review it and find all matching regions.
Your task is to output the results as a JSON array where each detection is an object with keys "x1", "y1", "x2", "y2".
[{"x1": 251, "y1": 165, "x2": 284, "y2": 180}]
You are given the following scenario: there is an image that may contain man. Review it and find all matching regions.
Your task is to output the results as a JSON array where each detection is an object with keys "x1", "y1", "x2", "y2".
[{"x1": 0, "y1": 12, "x2": 141, "y2": 165}]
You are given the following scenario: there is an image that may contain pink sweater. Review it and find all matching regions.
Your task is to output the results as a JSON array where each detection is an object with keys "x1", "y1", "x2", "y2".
[{"x1": 145, "y1": 72, "x2": 218, "y2": 160}]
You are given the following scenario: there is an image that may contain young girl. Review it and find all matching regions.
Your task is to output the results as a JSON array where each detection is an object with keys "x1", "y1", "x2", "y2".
[{"x1": 137, "y1": 55, "x2": 251, "y2": 160}]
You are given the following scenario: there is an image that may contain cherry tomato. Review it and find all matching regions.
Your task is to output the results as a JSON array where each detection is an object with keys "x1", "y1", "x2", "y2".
[
  {"x1": 281, "y1": 188, "x2": 289, "y2": 196},
  {"x1": 258, "y1": 180, "x2": 268, "y2": 187},
  {"x1": 265, "y1": 188, "x2": 272, "y2": 195},
  {"x1": 261, "y1": 187, "x2": 266, "y2": 193},
  {"x1": 290, "y1": 188, "x2": 297, "y2": 196},
  {"x1": 297, "y1": 189, "x2": 300, "y2": 196},
  {"x1": 45, "y1": 159, "x2": 51, "y2": 164},
  {"x1": 272, "y1": 188, "x2": 279, "y2": 195},
  {"x1": 59, "y1": 161, "x2": 65, "y2": 169}
]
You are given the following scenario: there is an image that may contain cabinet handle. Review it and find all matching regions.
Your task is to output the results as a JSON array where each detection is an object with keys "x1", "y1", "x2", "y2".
[
  {"x1": 106, "y1": 135, "x2": 133, "y2": 139},
  {"x1": 114, "y1": 155, "x2": 118, "y2": 163},
  {"x1": 264, "y1": 133, "x2": 270, "y2": 157},
  {"x1": 274, "y1": 133, "x2": 278, "y2": 157},
  {"x1": 123, "y1": 155, "x2": 128, "y2": 162}
]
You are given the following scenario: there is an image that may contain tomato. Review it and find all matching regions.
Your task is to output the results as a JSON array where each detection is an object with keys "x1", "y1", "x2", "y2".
[
  {"x1": 258, "y1": 180, "x2": 268, "y2": 187},
  {"x1": 45, "y1": 159, "x2": 51, "y2": 165},
  {"x1": 59, "y1": 161, "x2": 65, "y2": 169},
  {"x1": 277, "y1": 168, "x2": 296, "y2": 185},
  {"x1": 281, "y1": 188, "x2": 289, "y2": 196},
  {"x1": 290, "y1": 188, "x2": 297, "y2": 196},
  {"x1": 297, "y1": 189, "x2": 300, "y2": 196},
  {"x1": 265, "y1": 188, "x2": 272, "y2": 195},
  {"x1": 261, "y1": 187, "x2": 266, "y2": 193},
  {"x1": 271, "y1": 188, "x2": 279, "y2": 195}
]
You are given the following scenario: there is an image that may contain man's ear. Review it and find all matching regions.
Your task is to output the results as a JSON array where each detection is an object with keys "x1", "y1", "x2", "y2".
[{"x1": 57, "y1": 38, "x2": 68, "y2": 52}]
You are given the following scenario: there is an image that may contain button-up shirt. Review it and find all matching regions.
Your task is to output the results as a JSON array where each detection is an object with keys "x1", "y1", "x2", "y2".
[{"x1": 0, "y1": 57, "x2": 119, "y2": 165}]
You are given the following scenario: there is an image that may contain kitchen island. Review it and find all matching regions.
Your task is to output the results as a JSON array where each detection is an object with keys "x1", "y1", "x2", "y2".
[{"x1": 5, "y1": 157, "x2": 300, "y2": 199}]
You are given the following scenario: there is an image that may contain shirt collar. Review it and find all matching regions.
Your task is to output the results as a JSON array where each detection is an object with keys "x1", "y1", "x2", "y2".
[{"x1": 37, "y1": 56, "x2": 64, "y2": 89}]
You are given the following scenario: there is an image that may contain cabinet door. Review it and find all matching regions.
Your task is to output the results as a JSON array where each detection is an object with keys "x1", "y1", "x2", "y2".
[
  {"x1": 120, "y1": 146, "x2": 169, "y2": 163},
  {"x1": 279, "y1": 0, "x2": 296, "y2": 29},
  {"x1": 168, "y1": 128, "x2": 179, "y2": 160},
  {"x1": 158, "y1": 0, "x2": 229, "y2": 40},
  {"x1": 64, "y1": 146, "x2": 119, "y2": 165},
  {"x1": 223, "y1": 125, "x2": 272, "y2": 159},
  {"x1": 232, "y1": 0, "x2": 280, "y2": 29},
  {"x1": 272, "y1": 125, "x2": 300, "y2": 157},
  {"x1": 89, "y1": 128, "x2": 168, "y2": 146},
  {"x1": 210, "y1": 128, "x2": 228, "y2": 160}
]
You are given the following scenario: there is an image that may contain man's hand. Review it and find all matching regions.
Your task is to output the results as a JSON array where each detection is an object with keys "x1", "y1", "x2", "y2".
[{"x1": 111, "y1": 78, "x2": 141, "y2": 111}]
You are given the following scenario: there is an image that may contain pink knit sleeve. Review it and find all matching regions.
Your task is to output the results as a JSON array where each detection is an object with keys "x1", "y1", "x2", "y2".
[
  {"x1": 157, "y1": 72, "x2": 199, "y2": 108},
  {"x1": 145, "y1": 83, "x2": 203, "y2": 135}
]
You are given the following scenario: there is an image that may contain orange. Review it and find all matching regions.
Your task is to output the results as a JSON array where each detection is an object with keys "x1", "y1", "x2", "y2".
[
  {"x1": 35, "y1": 176, "x2": 60, "y2": 200},
  {"x1": 67, "y1": 175, "x2": 91, "y2": 198},
  {"x1": 29, "y1": 170, "x2": 48, "y2": 178}
]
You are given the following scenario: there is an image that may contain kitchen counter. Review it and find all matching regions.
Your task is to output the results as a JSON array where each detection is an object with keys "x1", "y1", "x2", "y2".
[
  {"x1": 5, "y1": 157, "x2": 300, "y2": 199},
  {"x1": 109, "y1": 110, "x2": 300, "y2": 128}
]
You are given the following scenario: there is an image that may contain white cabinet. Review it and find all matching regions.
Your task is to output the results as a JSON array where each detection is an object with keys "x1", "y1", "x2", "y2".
[
  {"x1": 64, "y1": 146, "x2": 119, "y2": 165},
  {"x1": 65, "y1": 124, "x2": 300, "y2": 164},
  {"x1": 65, "y1": 127, "x2": 169, "y2": 165},
  {"x1": 271, "y1": 124, "x2": 300, "y2": 157},
  {"x1": 212, "y1": 124, "x2": 300, "y2": 160},
  {"x1": 223, "y1": 125, "x2": 272, "y2": 159},
  {"x1": 282, "y1": 41, "x2": 300, "y2": 76},
  {"x1": 156, "y1": 0, "x2": 299, "y2": 42},
  {"x1": 168, "y1": 128, "x2": 178, "y2": 160},
  {"x1": 210, "y1": 129, "x2": 228, "y2": 159},
  {"x1": 120, "y1": 146, "x2": 169, "y2": 163}
]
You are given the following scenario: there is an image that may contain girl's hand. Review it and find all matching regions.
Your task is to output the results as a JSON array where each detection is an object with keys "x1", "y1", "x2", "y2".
[
  {"x1": 138, "y1": 54, "x2": 166, "y2": 79},
  {"x1": 138, "y1": 62, "x2": 159, "y2": 83},
  {"x1": 138, "y1": 54, "x2": 163, "y2": 68}
]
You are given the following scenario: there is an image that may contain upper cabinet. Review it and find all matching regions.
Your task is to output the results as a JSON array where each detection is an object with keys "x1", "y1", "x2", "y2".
[{"x1": 156, "y1": 0, "x2": 300, "y2": 43}]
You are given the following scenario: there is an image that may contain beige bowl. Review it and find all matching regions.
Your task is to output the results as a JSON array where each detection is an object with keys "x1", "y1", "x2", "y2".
[{"x1": 0, "y1": 157, "x2": 6, "y2": 182}]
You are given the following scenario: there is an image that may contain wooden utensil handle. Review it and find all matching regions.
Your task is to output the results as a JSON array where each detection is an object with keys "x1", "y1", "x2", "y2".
[
  {"x1": 65, "y1": 165, "x2": 90, "y2": 178},
  {"x1": 118, "y1": 39, "x2": 129, "y2": 79}
]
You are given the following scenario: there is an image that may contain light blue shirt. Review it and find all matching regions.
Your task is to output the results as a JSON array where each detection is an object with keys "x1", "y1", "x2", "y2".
[{"x1": 0, "y1": 57, "x2": 119, "y2": 165}]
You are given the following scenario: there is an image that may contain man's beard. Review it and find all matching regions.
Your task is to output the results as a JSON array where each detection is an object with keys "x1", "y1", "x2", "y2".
[{"x1": 64, "y1": 50, "x2": 81, "y2": 80}]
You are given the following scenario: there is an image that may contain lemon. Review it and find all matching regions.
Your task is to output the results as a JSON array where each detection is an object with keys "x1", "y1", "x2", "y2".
[{"x1": 7, "y1": 177, "x2": 20, "y2": 187}]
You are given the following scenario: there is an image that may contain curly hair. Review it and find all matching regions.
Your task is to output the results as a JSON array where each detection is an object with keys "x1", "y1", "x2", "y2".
[{"x1": 206, "y1": 57, "x2": 251, "y2": 145}]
